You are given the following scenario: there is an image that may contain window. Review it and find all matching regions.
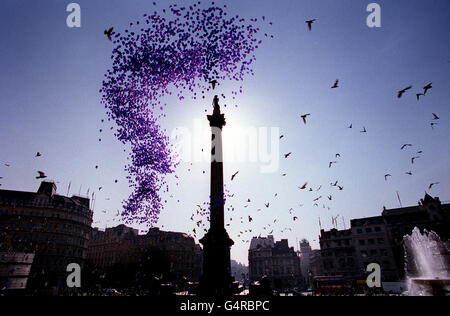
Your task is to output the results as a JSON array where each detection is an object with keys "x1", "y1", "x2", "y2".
[
  {"x1": 357, "y1": 229, "x2": 363, "y2": 234},
  {"x1": 359, "y1": 240, "x2": 366, "y2": 246},
  {"x1": 370, "y1": 249, "x2": 378, "y2": 257},
  {"x1": 377, "y1": 238, "x2": 385, "y2": 245},
  {"x1": 366, "y1": 228, "x2": 372, "y2": 233},
  {"x1": 368, "y1": 239, "x2": 375, "y2": 245}
]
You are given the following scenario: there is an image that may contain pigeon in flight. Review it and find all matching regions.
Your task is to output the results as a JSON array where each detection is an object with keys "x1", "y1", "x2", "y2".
[
  {"x1": 431, "y1": 122, "x2": 439, "y2": 129},
  {"x1": 432, "y1": 113, "x2": 439, "y2": 120},
  {"x1": 401, "y1": 144, "x2": 412, "y2": 150},
  {"x1": 429, "y1": 182, "x2": 439, "y2": 190},
  {"x1": 280, "y1": 135, "x2": 284, "y2": 139},
  {"x1": 104, "y1": 27, "x2": 114, "y2": 41},
  {"x1": 423, "y1": 83, "x2": 432, "y2": 95},
  {"x1": 336, "y1": 154, "x2": 341, "y2": 158},
  {"x1": 338, "y1": 186, "x2": 344, "y2": 191},
  {"x1": 35, "y1": 152, "x2": 42, "y2": 157},
  {"x1": 384, "y1": 174, "x2": 392, "y2": 181},
  {"x1": 293, "y1": 217, "x2": 298, "y2": 221},
  {"x1": 411, "y1": 157, "x2": 420, "y2": 164},
  {"x1": 265, "y1": 202, "x2": 270, "y2": 208},
  {"x1": 348, "y1": 124, "x2": 353, "y2": 129},
  {"x1": 305, "y1": 19, "x2": 316, "y2": 31},
  {"x1": 299, "y1": 182, "x2": 308, "y2": 190},
  {"x1": 331, "y1": 80, "x2": 339, "y2": 89},
  {"x1": 36, "y1": 171, "x2": 47, "y2": 179},
  {"x1": 360, "y1": 127, "x2": 367, "y2": 133},
  {"x1": 301, "y1": 114, "x2": 311, "y2": 125},
  {"x1": 397, "y1": 86, "x2": 412, "y2": 98},
  {"x1": 416, "y1": 93, "x2": 424, "y2": 101},
  {"x1": 329, "y1": 161, "x2": 337, "y2": 168},
  {"x1": 231, "y1": 171, "x2": 239, "y2": 181},
  {"x1": 284, "y1": 152, "x2": 292, "y2": 159},
  {"x1": 405, "y1": 172, "x2": 413, "y2": 176}
]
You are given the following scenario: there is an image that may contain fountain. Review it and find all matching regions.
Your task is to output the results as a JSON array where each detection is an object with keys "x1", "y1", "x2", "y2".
[{"x1": 404, "y1": 227, "x2": 450, "y2": 296}]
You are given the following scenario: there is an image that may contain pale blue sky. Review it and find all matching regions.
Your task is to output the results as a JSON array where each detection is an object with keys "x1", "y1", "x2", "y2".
[{"x1": 0, "y1": 0, "x2": 449, "y2": 264}]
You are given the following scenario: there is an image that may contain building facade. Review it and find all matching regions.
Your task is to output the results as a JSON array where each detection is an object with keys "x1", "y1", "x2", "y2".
[
  {"x1": 320, "y1": 229, "x2": 358, "y2": 278},
  {"x1": 0, "y1": 182, "x2": 93, "y2": 291},
  {"x1": 86, "y1": 225, "x2": 203, "y2": 283},
  {"x1": 248, "y1": 236, "x2": 302, "y2": 290},
  {"x1": 299, "y1": 239, "x2": 312, "y2": 286},
  {"x1": 318, "y1": 194, "x2": 450, "y2": 282},
  {"x1": 0, "y1": 252, "x2": 35, "y2": 292}
]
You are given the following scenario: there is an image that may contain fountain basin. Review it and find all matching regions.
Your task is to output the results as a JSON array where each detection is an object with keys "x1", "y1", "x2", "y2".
[{"x1": 408, "y1": 278, "x2": 450, "y2": 296}]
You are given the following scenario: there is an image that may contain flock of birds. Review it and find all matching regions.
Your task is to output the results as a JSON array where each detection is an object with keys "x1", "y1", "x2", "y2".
[
  {"x1": 0, "y1": 9, "x2": 444, "y2": 253},
  {"x1": 185, "y1": 18, "x2": 444, "y2": 246}
]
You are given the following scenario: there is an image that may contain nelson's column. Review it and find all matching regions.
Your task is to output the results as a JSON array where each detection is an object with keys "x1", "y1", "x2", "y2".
[{"x1": 199, "y1": 95, "x2": 234, "y2": 296}]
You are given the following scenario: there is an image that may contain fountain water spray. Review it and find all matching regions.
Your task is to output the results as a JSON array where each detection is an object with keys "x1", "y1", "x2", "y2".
[{"x1": 403, "y1": 227, "x2": 450, "y2": 296}]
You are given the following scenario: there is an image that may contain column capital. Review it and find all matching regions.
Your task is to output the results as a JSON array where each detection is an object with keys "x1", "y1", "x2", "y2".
[{"x1": 207, "y1": 95, "x2": 226, "y2": 129}]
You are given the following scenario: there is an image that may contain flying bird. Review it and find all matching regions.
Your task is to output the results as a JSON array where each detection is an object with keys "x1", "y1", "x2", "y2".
[
  {"x1": 35, "y1": 152, "x2": 42, "y2": 157},
  {"x1": 416, "y1": 93, "x2": 424, "y2": 101},
  {"x1": 284, "y1": 152, "x2": 292, "y2": 159},
  {"x1": 104, "y1": 27, "x2": 114, "y2": 41},
  {"x1": 329, "y1": 161, "x2": 337, "y2": 168},
  {"x1": 338, "y1": 186, "x2": 344, "y2": 191},
  {"x1": 384, "y1": 174, "x2": 392, "y2": 181},
  {"x1": 401, "y1": 144, "x2": 412, "y2": 150},
  {"x1": 331, "y1": 80, "x2": 339, "y2": 89},
  {"x1": 397, "y1": 86, "x2": 412, "y2": 98},
  {"x1": 348, "y1": 124, "x2": 353, "y2": 129},
  {"x1": 299, "y1": 182, "x2": 308, "y2": 190},
  {"x1": 429, "y1": 182, "x2": 439, "y2": 190},
  {"x1": 265, "y1": 202, "x2": 270, "y2": 208},
  {"x1": 301, "y1": 114, "x2": 311, "y2": 125},
  {"x1": 305, "y1": 19, "x2": 316, "y2": 31},
  {"x1": 293, "y1": 217, "x2": 298, "y2": 221},
  {"x1": 405, "y1": 172, "x2": 413, "y2": 176},
  {"x1": 411, "y1": 156, "x2": 420, "y2": 164},
  {"x1": 360, "y1": 127, "x2": 367, "y2": 133},
  {"x1": 432, "y1": 113, "x2": 439, "y2": 120},
  {"x1": 36, "y1": 171, "x2": 47, "y2": 179},
  {"x1": 231, "y1": 171, "x2": 239, "y2": 181},
  {"x1": 431, "y1": 122, "x2": 439, "y2": 129},
  {"x1": 423, "y1": 83, "x2": 432, "y2": 95}
]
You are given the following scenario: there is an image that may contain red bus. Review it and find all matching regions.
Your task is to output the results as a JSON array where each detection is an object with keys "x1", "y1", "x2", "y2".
[{"x1": 312, "y1": 276, "x2": 353, "y2": 295}]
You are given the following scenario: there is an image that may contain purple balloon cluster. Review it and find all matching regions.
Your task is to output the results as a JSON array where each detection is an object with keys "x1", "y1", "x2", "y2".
[{"x1": 100, "y1": 2, "x2": 272, "y2": 225}]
